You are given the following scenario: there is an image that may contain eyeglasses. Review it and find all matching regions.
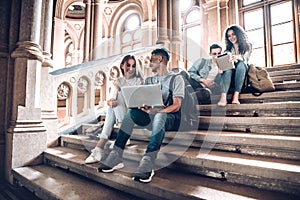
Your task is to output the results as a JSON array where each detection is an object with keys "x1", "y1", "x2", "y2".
[
  {"x1": 212, "y1": 52, "x2": 221, "y2": 55},
  {"x1": 126, "y1": 64, "x2": 136, "y2": 68}
]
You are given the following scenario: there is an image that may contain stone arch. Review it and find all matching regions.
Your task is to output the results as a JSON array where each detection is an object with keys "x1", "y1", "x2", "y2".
[{"x1": 108, "y1": 1, "x2": 144, "y2": 37}]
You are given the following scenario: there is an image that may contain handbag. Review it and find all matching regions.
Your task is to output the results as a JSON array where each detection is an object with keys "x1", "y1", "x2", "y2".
[{"x1": 245, "y1": 64, "x2": 275, "y2": 96}]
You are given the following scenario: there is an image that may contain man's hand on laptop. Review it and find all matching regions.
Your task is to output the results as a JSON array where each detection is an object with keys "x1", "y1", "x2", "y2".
[{"x1": 139, "y1": 104, "x2": 161, "y2": 115}]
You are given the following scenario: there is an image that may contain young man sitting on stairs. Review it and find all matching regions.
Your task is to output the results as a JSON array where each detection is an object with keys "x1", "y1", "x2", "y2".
[
  {"x1": 188, "y1": 44, "x2": 223, "y2": 104},
  {"x1": 97, "y1": 48, "x2": 185, "y2": 183}
]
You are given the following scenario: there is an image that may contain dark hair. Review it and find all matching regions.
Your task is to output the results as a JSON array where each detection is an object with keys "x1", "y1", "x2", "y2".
[
  {"x1": 209, "y1": 44, "x2": 222, "y2": 53},
  {"x1": 224, "y1": 25, "x2": 252, "y2": 54},
  {"x1": 119, "y1": 54, "x2": 136, "y2": 75},
  {"x1": 151, "y1": 48, "x2": 170, "y2": 62}
]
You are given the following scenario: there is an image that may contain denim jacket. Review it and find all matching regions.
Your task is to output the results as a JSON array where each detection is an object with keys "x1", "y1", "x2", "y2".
[{"x1": 188, "y1": 58, "x2": 221, "y2": 87}]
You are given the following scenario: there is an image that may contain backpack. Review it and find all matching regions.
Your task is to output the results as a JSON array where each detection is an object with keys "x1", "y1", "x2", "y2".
[
  {"x1": 167, "y1": 71, "x2": 199, "y2": 131},
  {"x1": 244, "y1": 64, "x2": 275, "y2": 96}
]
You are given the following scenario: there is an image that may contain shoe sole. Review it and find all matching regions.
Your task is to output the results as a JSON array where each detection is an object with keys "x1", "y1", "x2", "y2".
[
  {"x1": 85, "y1": 159, "x2": 99, "y2": 164},
  {"x1": 101, "y1": 163, "x2": 124, "y2": 173},
  {"x1": 132, "y1": 170, "x2": 155, "y2": 183}
]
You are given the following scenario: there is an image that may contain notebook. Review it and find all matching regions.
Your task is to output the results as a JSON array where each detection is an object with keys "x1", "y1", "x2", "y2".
[
  {"x1": 215, "y1": 53, "x2": 235, "y2": 71},
  {"x1": 121, "y1": 84, "x2": 164, "y2": 108}
]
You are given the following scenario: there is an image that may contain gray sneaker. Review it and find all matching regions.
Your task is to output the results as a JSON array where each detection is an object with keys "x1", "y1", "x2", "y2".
[
  {"x1": 132, "y1": 155, "x2": 155, "y2": 183},
  {"x1": 97, "y1": 150, "x2": 124, "y2": 173}
]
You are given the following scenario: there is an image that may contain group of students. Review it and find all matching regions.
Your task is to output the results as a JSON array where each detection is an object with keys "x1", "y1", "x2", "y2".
[
  {"x1": 84, "y1": 24, "x2": 252, "y2": 183},
  {"x1": 189, "y1": 24, "x2": 252, "y2": 106}
]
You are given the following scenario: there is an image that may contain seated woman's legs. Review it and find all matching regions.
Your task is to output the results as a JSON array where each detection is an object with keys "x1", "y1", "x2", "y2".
[
  {"x1": 85, "y1": 107, "x2": 117, "y2": 164},
  {"x1": 232, "y1": 61, "x2": 248, "y2": 104},
  {"x1": 218, "y1": 69, "x2": 233, "y2": 106}
]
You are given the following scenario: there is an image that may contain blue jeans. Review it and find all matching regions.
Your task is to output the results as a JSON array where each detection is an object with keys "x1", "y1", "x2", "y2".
[
  {"x1": 113, "y1": 109, "x2": 176, "y2": 161},
  {"x1": 220, "y1": 61, "x2": 248, "y2": 93}
]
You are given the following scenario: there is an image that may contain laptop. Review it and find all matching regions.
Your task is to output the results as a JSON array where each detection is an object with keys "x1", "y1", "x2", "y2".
[
  {"x1": 215, "y1": 53, "x2": 235, "y2": 71},
  {"x1": 121, "y1": 84, "x2": 164, "y2": 108}
]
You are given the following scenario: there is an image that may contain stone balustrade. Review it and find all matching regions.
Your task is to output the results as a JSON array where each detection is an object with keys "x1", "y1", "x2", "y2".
[{"x1": 50, "y1": 48, "x2": 153, "y2": 134}]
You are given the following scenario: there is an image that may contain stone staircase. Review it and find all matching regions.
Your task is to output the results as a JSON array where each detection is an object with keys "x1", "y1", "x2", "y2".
[{"x1": 11, "y1": 65, "x2": 300, "y2": 200}]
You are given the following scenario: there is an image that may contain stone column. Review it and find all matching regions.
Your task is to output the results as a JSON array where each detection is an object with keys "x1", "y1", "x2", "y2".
[
  {"x1": 203, "y1": 0, "x2": 222, "y2": 49},
  {"x1": 219, "y1": 0, "x2": 230, "y2": 39},
  {"x1": 6, "y1": 0, "x2": 47, "y2": 183},
  {"x1": 52, "y1": 17, "x2": 66, "y2": 70},
  {"x1": 91, "y1": 0, "x2": 103, "y2": 60},
  {"x1": 84, "y1": 0, "x2": 92, "y2": 62},
  {"x1": 170, "y1": 0, "x2": 181, "y2": 69},
  {"x1": 0, "y1": 0, "x2": 11, "y2": 179},
  {"x1": 156, "y1": 0, "x2": 170, "y2": 47},
  {"x1": 41, "y1": 0, "x2": 58, "y2": 146}
]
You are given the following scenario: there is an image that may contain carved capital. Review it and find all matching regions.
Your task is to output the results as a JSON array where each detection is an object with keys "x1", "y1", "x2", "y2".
[
  {"x1": 11, "y1": 41, "x2": 43, "y2": 62},
  {"x1": 42, "y1": 51, "x2": 53, "y2": 68}
]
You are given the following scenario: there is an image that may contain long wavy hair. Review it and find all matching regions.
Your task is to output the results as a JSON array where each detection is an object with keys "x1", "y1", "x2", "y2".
[
  {"x1": 224, "y1": 24, "x2": 252, "y2": 55},
  {"x1": 119, "y1": 54, "x2": 144, "y2": 80}
]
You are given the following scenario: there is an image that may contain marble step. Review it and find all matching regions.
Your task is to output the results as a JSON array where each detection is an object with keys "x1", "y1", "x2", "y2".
[
  {"x1": 130, "y1": 130, "x2": 300, "y2": 160},
  {"x1": 198, "y1": 116, "x2": 300, "y2": 135},
  {"x1": 12, "y1": 165, "x2": 141, "y2": 200},
  {"x1": 37, "y1": 146, "x2": 299, "y2": 200},
  {"x1": 211, "y1": 90, "x2": 300, "y2": 104},
  {"x1": 61, "y1": 131, "x2": 300, "y2": 161},
  {"x1": 197, "y1": 101, "x2": 300, "y2": 117},
  {"x1": 58, "y1": 136, "x2": 300, "y2": 196},
  {"x1": 274, "y1": 81, "x2": 300, "y2": 90}
]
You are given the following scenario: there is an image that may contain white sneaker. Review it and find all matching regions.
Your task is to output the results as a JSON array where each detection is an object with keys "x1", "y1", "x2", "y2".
[{"x1": 85, "y1": 147, "x2": 105, "y2": 164}]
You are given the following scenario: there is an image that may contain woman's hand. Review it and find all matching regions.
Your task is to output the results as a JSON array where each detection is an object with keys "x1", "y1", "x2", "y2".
[
  {"x1": 107, "y1": 99, "x2": 118, "y2": 107},
  {"x1": 230, "y1": 55, "x2": 243, "y2": 62}
]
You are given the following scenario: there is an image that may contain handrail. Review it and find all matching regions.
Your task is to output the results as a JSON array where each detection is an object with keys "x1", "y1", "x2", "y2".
[{"x1": 50, "y1": 47, "x2": 154, "y2": 134}]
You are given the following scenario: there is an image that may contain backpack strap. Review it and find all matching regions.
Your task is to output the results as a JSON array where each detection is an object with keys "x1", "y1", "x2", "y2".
[{"x1": 164, "y1": 74, "x2": 177, "y2": 106}]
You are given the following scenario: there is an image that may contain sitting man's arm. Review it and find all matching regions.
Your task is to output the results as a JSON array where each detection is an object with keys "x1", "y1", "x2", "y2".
[{"x1": 188, "y1": 58, "x2": 205, "y2": 82}]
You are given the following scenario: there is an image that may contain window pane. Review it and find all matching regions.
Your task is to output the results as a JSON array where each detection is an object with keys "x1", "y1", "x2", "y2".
[
  {"x1": 180, "y1": 0, "x2": 193, "y2": 12},
  {"x1": 125, "y1": 14, "x2": 140, "y2": 31},
  {"x1": 186, "y1": 26, "x2": 201, "y2": 64},
  {"x1": 243, "y1": 0, "x2": 261, "y2": 6},
  {"x1": 271, "y1": 1, "x2": 292, "y2": 25},
  {"x1": 122, "y1": 33, "x2": 132, "y2": 43},
  {"x1": 244, "y1": 9, "x2": 263, "y2": 30},
  {"x1": 273, "y1": 43, "x2": 295, "y2": 65},
  {"x1": 246, "y1": 29, "x2": 264, "y2": 49},
  {"x1": 272, "y1": 22, "x2": 294, "y2": 45},
  {"x1": 186, "y1": 9, "x2": 201, "y2": 24},
  {"x1": 249, "y1": 47, "x2": 265, "y2": 67}
]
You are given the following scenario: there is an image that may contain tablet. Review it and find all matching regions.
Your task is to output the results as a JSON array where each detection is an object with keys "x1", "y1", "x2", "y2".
[
  {"x1": 121, "y1": 84, "x2": 164, "y2": 108},
  {"x1": 215, "y1": 53, "x2": 235, "y2": 71}
]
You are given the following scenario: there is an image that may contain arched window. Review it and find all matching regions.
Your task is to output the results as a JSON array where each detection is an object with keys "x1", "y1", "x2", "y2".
[
  {"x1": 121, "y1": 14, "x2": 142, "y2": 53},
  {"x1": 181, "y1": 3, "x2": 201, "y2": 68}
]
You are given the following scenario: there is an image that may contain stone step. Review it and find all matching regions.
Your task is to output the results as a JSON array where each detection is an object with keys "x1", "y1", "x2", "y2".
[
  {"x1": 268, "y1": 67, "x2": 300, "y2": 77},
  {"x1": 39, "y1": 146, "x2": 298, "y2": 200},
  {"x1": 267, "y1": 64, "x2": 300, "y2": 73},
  {"x1": 58, "y1": 135, "x2": 300, "y2": 196},
  {"x1": 271, "y1": 74, "x2": 300, "y2": 83},
  {"x1": 12, "y1": 165, "x2": 140, "y2": 200},
  {"x1": 61, "y1": 130, "x2": 300, "y2": 161},
  {"x1": 128, "y1": 130, "x2": 300, "y2": 160},
  {"x1": 211, "y1": 90, "x2": 300, "y2": 104},
  {"x1": 274, "y1": 82, "x2": 300, "y2": 90},
  {"x1": 197, "y1": 101, "x2": 300, "y2": 117},
  {"x1": 198, "y1": 116, "x2": 300, "y2": 135}
]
